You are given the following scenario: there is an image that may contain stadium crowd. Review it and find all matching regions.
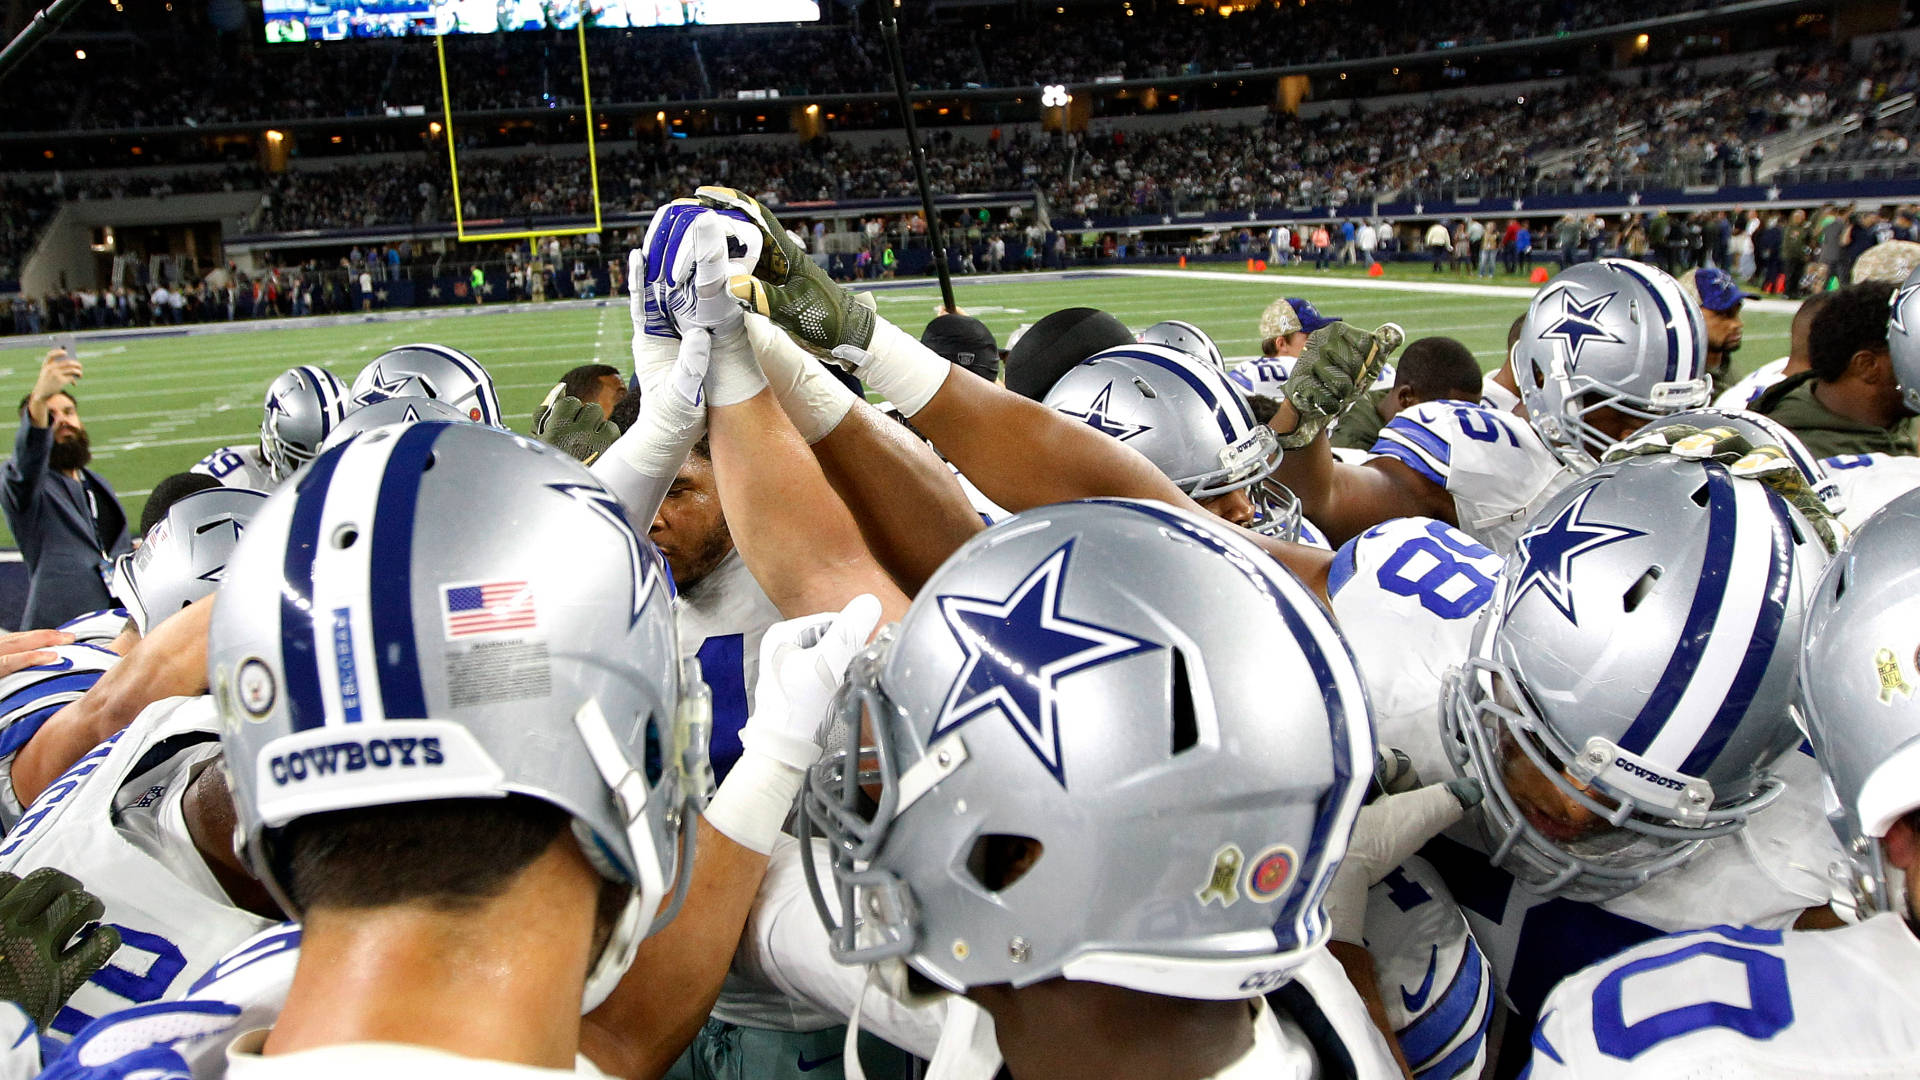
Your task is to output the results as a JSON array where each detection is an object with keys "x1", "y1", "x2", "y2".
[
  {"x1": 0, "y1": 178, "x2": 1917, "y2": 1080},
  {"x1": 2, "y1": 0, "x2": 1736, "y2": 132}
]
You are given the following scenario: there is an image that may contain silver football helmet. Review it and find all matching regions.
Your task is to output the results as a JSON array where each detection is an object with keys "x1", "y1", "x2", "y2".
[
  {"x1": 350, "y1": 343, "x2": 503, "y2": 426},
  {"x1": 317, "y1": 396, "x2": 472, "y2": 455},
  {"x1": 112, "y1": 487, "x2": 268, "y2": 635},
  {"x1": 1442, "y1": 455, "x2": 1827, "y2": 901},
  {"x1": 259, "y1": 366, "x2": 351, "y2": 483},
  {"x1": 799, "y1": 499, "x2": 1372, "y2": 1001},
  {"x1": 1514, "y1": 260, "x2": 1712, "y2": 470},
  {"x1": 1889, "y1": 267, "x2": 1920, "y2": 416},
  {"x1": 1627, "y1": 406, "x2": 1846, "y2": 516},
  {"x1": 1042, "y1": 343, "x2": 1303, "y2": 541},
  {"x1": 1798, "y1": 489, "x2": 1920, "y2": 918},
  {"x1": 1137, "y1": 320, "x2": 1226, "y2": 374},
  {"x1": 208, "y1": 422, "x2": 709, "y2": 1011}
]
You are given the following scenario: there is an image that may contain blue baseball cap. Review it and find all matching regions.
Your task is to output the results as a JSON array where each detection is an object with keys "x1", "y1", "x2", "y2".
[
  {"x1": 1261, "y1": 297, "x2": 1343, "y2": 339},
  {"x1": 1684, "y1": 268, "x2": 1744, "y2": 313}
]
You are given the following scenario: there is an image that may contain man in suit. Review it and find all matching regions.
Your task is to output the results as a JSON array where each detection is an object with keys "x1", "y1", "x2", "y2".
[{"x1": 3, "y1": 349, "x2": 130, "y2": 628}]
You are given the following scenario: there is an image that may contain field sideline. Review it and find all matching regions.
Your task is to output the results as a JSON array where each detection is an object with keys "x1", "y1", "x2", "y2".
[{"x1": 0, "y1": 266, "x2": 1794, "y2": 546}]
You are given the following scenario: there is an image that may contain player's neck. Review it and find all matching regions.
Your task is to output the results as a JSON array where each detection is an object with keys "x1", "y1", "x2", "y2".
[
  {"x1": 266, "y1": 841, "x2": 600, "y2": 1069},
  {"x1": 970, "y1": 980, "x2": 1255, "y2": 1080}
]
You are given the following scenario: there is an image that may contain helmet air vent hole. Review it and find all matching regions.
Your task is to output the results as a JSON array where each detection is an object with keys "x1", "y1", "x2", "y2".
[
  {"x1": 1623, "y1": 566, "x2": 1662, "y2": 612},
  {"x1": 1133, "y1": 377, "x2": 1158, "y2": 399},
  {"x1": 331, "y1": 525, "x2": 358, "y2": 549},
  {"x1": 1690, "y1": 482, "x2": 1711, "y2": 507},
  {"x1": 1170, "y1": 648, "x2": 1200, "y2": 756},
  {"x1": 966, "y1": 834, "x2": 1044, "y2": 893},
  {"x1": 421, "y1": 451, "x2": 437, "y2": 472}
]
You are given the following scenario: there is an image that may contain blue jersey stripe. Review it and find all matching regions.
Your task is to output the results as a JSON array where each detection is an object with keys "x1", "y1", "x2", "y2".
[
  {"x1": 1371, "y1": 439, "x2": 1449, "y2": 487},
  {"x1": 1618, "y1": 466, "x2": 1736, "y2": 755},
  {"x1": 280, "y1": 446, "x2": 346, "y2": 732},
  {"x1": 0, "y1": 702, "x2": 66, "y2": 758},
  {"x1": 366, "y1": 423, "x2": 447, "y2": 721},
  {"x1": 1399, "y1": 935, "x2": 1487, "y2": 1066},
  {"x1": 1419, "y1": 989, "x2": 1494, "y2": 1080},
  {"x1": 1327, "y1": 540, "x2": 1360, "y2": 598},
  {"x1": 1378, "y1": 416, "x2": 1455, "y2": 469},
  {"x1": 696, "y1": 634, "x2": 749, "y2": 783},
  {"x1": 0, "y1": 671, "x2": 101, "y2": 722},
  {"x1": 1679, "y1": 492, "x2": 1793, "y2": 776}
]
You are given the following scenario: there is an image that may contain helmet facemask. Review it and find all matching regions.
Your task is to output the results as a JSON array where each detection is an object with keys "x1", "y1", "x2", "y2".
[{"x1": 1181, "y1": 423, "x2": 1304, "y2": 542}]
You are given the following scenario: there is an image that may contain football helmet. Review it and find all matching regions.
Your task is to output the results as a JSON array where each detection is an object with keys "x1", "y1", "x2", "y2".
[
  {"x1": 1797, "y1": 488, "x2": 1920, "y2": 918},
  {"x1": 1627, "y1": 406, "x2": 1846, "y2": 516},
  {"x1": 1137, "y1": 320, "x2": 1226, "y2": 374},
  {"x1": 111, "y1": 487, "x2": 268, "y2": 635},
  {"x1": 350, "y1": 343, "x2": 503, "y2": 426},
  {"x1": 1443, "y1": 455, "x2": 1826, "y2": 901},
  {"x1": 317, "y1": 396, "x2": 472, "y2": 455},
  {"x1": 1888, "y1": 266, "x2": 1920, "y2": 415},
  {"x1": 259, "y1": 366, "x2": 351, "y2": 483},
  {"x1": 799, "y1": 499, "x2": 1372, "y2": 1000},
  {"x1": 1513, "y1": 260, "x2": 1712, "y2": 470},
  {"x1": 209, "y1": 422, "x2": 708, "y2": 1011},
  {"x1": 1041, "y1": 343, "x2": 1303, "y2": 541}
]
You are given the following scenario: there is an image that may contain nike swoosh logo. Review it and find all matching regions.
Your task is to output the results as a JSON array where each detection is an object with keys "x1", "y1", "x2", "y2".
[
  {"x1": 1400, "y1": 945, "x2": 1440, "y2": 1013},
  {"x1": 797, "y1": 1051, "x2": 843, "y2": 1073}
]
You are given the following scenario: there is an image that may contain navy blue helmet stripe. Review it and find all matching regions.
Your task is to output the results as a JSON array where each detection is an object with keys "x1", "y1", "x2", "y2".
[
  {"x1": 1086, "y1": 497, "x2": 1360, "y2": 952},
  {"x1": 1679, "y1": 490, "x2": 1793, "y2": 776},
  {"x1": 1608, "y1": 260, "x2": 1688, "y2": 384},
  {"x1": 1101, "y1": 347, "x2": 1240, "y2": 442},
  {"x1": 280, "y1": 446, "x2": 346, "y2": 732},
  {"x1": 366, "y1": 422, "x2": 448, "y2": 720},
  {"x1": 1618, "y1": 465, "x2": 1736, "y2": 755}
]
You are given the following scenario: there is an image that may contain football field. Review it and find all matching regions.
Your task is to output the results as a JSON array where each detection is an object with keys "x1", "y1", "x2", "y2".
[{"x1": 0, "y1": 265, "x2": 1795, "y2": 546}]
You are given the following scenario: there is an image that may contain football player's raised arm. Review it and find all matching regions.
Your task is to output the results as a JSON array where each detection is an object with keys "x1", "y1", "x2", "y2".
[
  {"x1": 12, "y1": 595, "x2": 214, "y2": 809},
  {"x1": 747, "y1": 314, "x2": 984, "y2": 596},
  {"x1": 1265, "y1": 426, "x2": 1456, "y2": 547}
]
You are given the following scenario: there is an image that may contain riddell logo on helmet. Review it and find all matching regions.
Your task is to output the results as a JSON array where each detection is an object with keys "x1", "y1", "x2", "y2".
[{"x1": 269, "y1": 737, "x2": 444, "y2": 785}]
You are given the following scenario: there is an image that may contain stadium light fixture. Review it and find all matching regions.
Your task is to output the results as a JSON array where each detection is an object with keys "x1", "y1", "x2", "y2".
[
  {"x1": 1042, "y1": 84, "x2": 1070, "y2": 108},
  {"x1": 73, "y1": 49, "x2": 84, "y2": 59},
  {"x1": 806, "y1": 104, "x2": 820, "y2": 115},
  {"x1": 265, "y1": 129, "x2": 284, "y2": 143},
  {"x1": 1635, "y1": 33, "x2": 1650, "y2": 50}
]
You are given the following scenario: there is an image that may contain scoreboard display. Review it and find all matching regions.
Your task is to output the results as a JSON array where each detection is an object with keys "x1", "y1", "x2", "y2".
[{"x1": 263, "y1": 0, "x2": 819, "y2": 40}]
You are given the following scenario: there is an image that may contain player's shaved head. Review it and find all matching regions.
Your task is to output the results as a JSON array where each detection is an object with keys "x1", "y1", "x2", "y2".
[
  {"x1": 1395, "y1": 337, "x2": 1483, "y2": 404},
  {"x1": 141, "y1": 472, "x2": 224, "y2": 535}
]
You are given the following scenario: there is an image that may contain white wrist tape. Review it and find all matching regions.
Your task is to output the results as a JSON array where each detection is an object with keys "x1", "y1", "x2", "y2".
[
  {"x1": 702, "y1": 748, "x2": 804, "y2": 856},
  {"x1": 702, "y1": 319, "x2": 768, "y2": 408},
  {"x1": 747, "y1": 313, "x2": 856, "y2": 443},
  {"x1": 851, "y1": 317, "x2": 951, "y2": 419}
]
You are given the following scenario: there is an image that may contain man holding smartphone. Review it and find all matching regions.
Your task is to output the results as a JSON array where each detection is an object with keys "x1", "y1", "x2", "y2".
[{"x1": 2, "y1": 348, "x2": 130, "y2": 629}]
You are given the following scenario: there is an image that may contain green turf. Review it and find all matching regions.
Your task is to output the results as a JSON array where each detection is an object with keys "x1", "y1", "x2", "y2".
[{"x1": 0, "y1": 266, "x2": 1794, "y2": 546}]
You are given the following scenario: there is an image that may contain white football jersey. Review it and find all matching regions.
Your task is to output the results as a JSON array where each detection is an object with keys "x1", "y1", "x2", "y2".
[
  {"x1": 1327, "y1": 516, "x2": 1502, "y2": 775},
  {"x1": 0, "y1": 1004, "x2": 35, "y2": 1080},
  {"x1": 1421, "y1": 749, "x2": 1840, "y2": 1030},
  {"x1": 0, "y1": 696, "x2": 274, "y2": 1043},
  {"x1": 1527, "y1": 914, "x2": 1920, "y2": 1079},
  {"x1": 1480, "y1": 378, "x2": 1522, "y2": 415},
  {"x1": 0, "y1": 641, "x2": 121, "y2": 826},
  {"x1": 55, "y1": 606, "x2": 130, "y2": 645},
  {"x1": 40, "y1": 922, "x2": 302, "y2": 1080},
  {"x1": 674, "y1": 549, "x2": 782, "y2": 786},
  {"x1": 1370, "y1": 401, "x2": 1577, "y2": 554},
  {"x1": 189, "y1": 445, "x2": 275, "y2": 491},
  {"x1": 1712, "y1": 356, "x2": 1790, "y2": 410},
  {"x1": 1363, "y1": 855, "x2": 1493, "y2": 1080},
  {"x1": 1821, "y1": 452, "x2": 1920, "y2": 529},
  {"x1": 1227, "y1": 358, "x2": 1396, "y2": 401}
]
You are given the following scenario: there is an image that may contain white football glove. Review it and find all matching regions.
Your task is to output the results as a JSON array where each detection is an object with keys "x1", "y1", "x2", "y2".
[
  {"x1": 741, "y1": 593, "x2": 884, "y2": 770},
  {"x1": 1325, "y1": 779, "x2": 1481, "y2": 945}
]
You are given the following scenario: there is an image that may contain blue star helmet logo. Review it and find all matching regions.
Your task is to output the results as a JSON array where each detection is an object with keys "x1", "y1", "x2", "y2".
[
  {"x1": 265, "y1": 391, "x2": 290, "y2": 419},
  {"x1": 1891, "y1": 281, "x2": 1920, "y2": 337},
  {"x1": 1057, "y1": 382, "x2": 1152, "y2": 442},
  {"x1": 1510, "y1": 484, "x2": 1647, "y2": 626},
  {"x1": 548, "y1": 482, "x2": 669, "y2": 627},
  {"x1": 355, "y1": 364, "x2": 419, "y2": 408},
  {"x1": 933, "y1": 538, "x2": 1161, "y2": 787},
  {"x1": 1536, "y1": 288, "x2": 1625, "y2": 366}
]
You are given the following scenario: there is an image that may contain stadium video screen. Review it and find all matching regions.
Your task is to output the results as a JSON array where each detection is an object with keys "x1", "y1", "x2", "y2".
[{"x1": 263, "y1": 0, "x2": 819, "y2": 40}]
